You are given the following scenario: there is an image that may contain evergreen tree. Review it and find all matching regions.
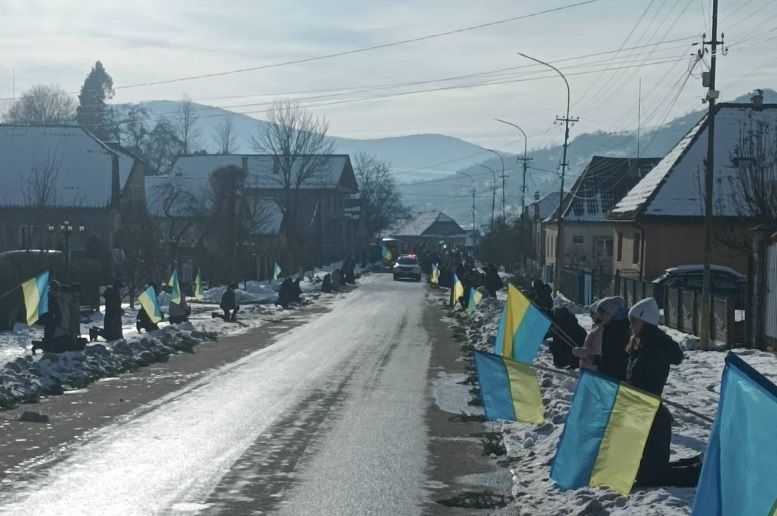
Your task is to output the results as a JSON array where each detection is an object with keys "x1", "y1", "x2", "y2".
[{"x1": 76, "y1": 61, "x2": 114, "y2": 141}]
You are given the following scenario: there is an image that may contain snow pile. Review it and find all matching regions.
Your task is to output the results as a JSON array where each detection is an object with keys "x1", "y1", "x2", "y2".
[{"x1": 440, "y1": 288, "x2": 777, "y2": 515}]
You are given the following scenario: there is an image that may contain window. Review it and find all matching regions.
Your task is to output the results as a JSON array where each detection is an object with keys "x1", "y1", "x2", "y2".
[
  {"x1": 632, "y1": 232, "x2": 641, "y2": 264},
  {"x1": 594, "y1": 238, "x2": 613, "y2": 258},
  {"x1": 572, "y1": 235, "x2": 584, "y2": 244},
  {"x1": 616, "y1": 232, "x2": 623, "y2": 262}
]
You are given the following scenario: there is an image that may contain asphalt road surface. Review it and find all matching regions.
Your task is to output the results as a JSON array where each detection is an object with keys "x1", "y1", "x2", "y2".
[{"x1": 0, "y1": 275, "x2": 503, "y2": 516}]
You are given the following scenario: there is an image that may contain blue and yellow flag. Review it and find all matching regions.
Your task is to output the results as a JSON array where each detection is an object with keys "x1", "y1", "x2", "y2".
[
  {"x1": 194, "y1": 269, "x2": 205, "y2": 301},
  {"x1": 381, "y1": 245, "x2": 392, "y2": 261},
  {"x1": 430, "y1": 263, "x2": 439, "y2": 284},
  {"x1": 550, "y1": 369, "x2": 661, "y2": 496},
  {"x1": 494, "y1": 284, "x2": 551, "y2": 364},
  {"x1": 138, "y1": 285, "x2": 162, "y2": 325},
  {"x1": 272, "y1": 261, "x2": 282, "y2": 280},
  {"x1": 167, "y1": 269, "x2": 181, "y2": 305},
  {"x1": 450, "y1": 272, "x2": 464, "y2": 308},
  {"x1": 693, "y1": 353, "x2": 777, "y2": 515},
  {"x1": 467, "y1": 288, "x2": 483, "y2": 312},
  {"x1": 21, "y1": 270, "x2": 49, "y2": 326},
  {"x1": 474, "y1": 350, "x2": 544, "y2": 424}
]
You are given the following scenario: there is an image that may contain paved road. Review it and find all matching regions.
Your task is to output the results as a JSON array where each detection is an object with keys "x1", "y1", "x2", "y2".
[{"x1": 0, "y1": 275, "x2": 449, "y2": 516}]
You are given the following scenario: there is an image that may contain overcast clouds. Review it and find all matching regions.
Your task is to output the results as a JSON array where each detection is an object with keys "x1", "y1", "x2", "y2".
[{"x1": 1, "y1": 0, "x2": 775, "y2": 152}]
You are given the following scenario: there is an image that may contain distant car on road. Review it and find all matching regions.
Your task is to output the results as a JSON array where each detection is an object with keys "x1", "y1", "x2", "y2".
[
  {"x1": 652, "y1": 264, "x2": 746, "y2": 307},
  {"x1": 393, "y1": 255, "x2": 422, "y2": 282}
]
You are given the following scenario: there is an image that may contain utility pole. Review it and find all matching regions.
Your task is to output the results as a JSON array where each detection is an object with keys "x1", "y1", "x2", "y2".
[
  {"x1": 457, "y1": 171, "x2": 477, "y2": 245},
  {"x1": 486, "y1": 149, "x2": 506, "y2": 221},
  {"x1": 700, "y1": 0, "x2": 723, "y2": 351},
  {"x1": 518, "y1": 52, "x2": 577, "y2": 294}
]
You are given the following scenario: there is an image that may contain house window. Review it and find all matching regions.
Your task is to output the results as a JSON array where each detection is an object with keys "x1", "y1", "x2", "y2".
[
  {"x1": 572, "y1": 235, "x2": 584, "y2": 244},
  {"x1": 594, "y1": 238, "x2": 613, "y2": 258},
  {"x1": 616, "y1": 232, "x2": 623, "y2": 262},
  {"x1": 632, "y1": 232, "x2": 641, "y2": 264}
]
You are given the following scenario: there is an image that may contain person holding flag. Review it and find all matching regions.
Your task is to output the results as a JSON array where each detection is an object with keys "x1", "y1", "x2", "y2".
[{"x1": 136, "y1": 283, "x2": 162, "y2": 333}]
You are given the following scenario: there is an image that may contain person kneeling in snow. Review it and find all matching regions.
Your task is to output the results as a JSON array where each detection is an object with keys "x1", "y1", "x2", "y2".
[
  {"x1": 212, "y1": 283, "x2": 239, "y2": 321},
  {"x1": 137, "y1": 283, "x2": 161, "y2": 333},
  {"x1": 168, "y1": 285, "x2": 191, "y2": 324},
  {"x1": 627, "y1": 297, "x2": 702, "y2": 488},
  {"x1": 321, "y1": 274, "x2": 333, "y2": 293}
]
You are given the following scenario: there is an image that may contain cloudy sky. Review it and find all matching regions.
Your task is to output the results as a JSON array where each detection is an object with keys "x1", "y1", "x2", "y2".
[{"x1": 1, "y1": 0, "x2": 775, "y2": 153}]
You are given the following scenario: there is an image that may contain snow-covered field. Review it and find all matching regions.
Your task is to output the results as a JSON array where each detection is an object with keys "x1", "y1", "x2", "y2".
[
  {"x1": 0, "y1": 262, "x2": 368, "y2": 409},
  {"x1": 440, "y1": 290, "x2": 777, "y2": 515}
]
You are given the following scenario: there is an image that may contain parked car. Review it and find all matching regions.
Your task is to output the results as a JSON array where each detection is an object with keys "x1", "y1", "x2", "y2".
[
  {"x1": 393, "y1": 255, "x2": 422, "y2": 282},
  {"x1": 652, "y1": 265, "x2": 746, "y2": 308}
]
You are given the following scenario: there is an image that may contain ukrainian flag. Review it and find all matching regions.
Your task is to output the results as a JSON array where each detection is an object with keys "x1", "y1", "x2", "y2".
[
  {"x1": 138, "y1": 285, "x2": 162, "y2": 324},
  {"x1": 693, "y1": 353, "x2": 777, "y2": 516},
  {"x1": 494, "y1": 284, "x2": 551, "y2": 363},
  {"x1": 168, "y1": 269, "x2": 182, "y2": 305},
  {"x1": 430, "y1": 263, "x2": 439, "y2": 284},
  {"x1": 550, "y1": 369, "x2": 661, "y2": 496},
  {"x1": 381, "y1": 245, "x2": 392, "y2": 261},
  {"x1": 194, "y1": 269, "x2": 205, "y2": 301},
  {"x1": 450, "y1": 272, "x2": 464, "y2": 308},
  {"x1": 467, "y1": 287, "x2": 483, "y2": 312},
  {"x1": 272, "y1": 261, "x2": 282, "y2": 280},
  {"x1": 473, "y1": 350, "x2": 544, "y2": 424},
  {"x1": 21, "y1": 270, "x2": 49, "y2": 326}
]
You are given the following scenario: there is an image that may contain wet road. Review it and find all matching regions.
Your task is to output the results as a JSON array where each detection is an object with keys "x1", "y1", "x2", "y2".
[{"x1": 0, "y1": 275, "x2": 435, "y2": 516}]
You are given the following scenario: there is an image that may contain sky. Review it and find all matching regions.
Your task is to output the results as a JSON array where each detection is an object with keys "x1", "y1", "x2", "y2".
[{"x1": 1, "y1": 0, "x2": 775, "y2": 154}]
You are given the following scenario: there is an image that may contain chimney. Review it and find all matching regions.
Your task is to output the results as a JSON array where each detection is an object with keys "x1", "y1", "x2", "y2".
[{"x1": 752, "y1": 89, "x2": 764, "y2": 109}]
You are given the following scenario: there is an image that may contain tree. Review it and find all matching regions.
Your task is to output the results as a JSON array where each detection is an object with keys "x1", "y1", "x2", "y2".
[
  {"x1": 174, "y1": 94, "x2": 202, "y2": 155},
  {"x1": 248, "y1": 98, "x2": 335, "y2": 266},
  {"x1": 3, "y1": 84, "x2": 76, "y2": 125},
  {"x1": 213, "y1": 116, "x2": 238, "y2": 154},
  {"x1": 353, "y1": 153, "x2": 410, "y2": 237},
  {"x1": 76, "y1": 61, "x2": 114, "y2": 141},
  {"x1": 713, "y1": 119, "x2": 777, "y2": 256}
]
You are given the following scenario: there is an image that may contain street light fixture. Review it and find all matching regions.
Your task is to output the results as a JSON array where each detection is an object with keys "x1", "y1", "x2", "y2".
[
  {"x1": 517, "y1": 51, "x2": 576, "y2": 294},
  {"x1": 475, "y1": 163, "x2": 497, "y2": 229},
  {"x1": 484, "y1": 149, "x2": 506, "y2": 220},
  {"x1": 49, "y1": 220, "x2": 85, "y2": 282}
]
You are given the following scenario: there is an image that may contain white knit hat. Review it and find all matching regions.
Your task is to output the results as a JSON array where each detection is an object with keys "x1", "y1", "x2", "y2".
[
  {"x1": 597, "y1": 296, "x2": 625, "y2": 316},
  {"x1": 629, "y1": 297, "x2": 660, "y2": 326}
]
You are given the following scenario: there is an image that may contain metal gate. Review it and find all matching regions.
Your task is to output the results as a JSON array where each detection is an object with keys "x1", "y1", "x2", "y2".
[{"x1": 765, "y1": 244, "x2": 777, "y2": 339}]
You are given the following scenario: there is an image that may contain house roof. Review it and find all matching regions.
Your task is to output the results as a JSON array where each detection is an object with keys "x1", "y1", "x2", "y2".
[
  {"x1": 546, "y1": 156, "x2": 661, "y2": 223},
  {"x1": 169, "y1": 154, "x2": 357, "y2": 191},
  {"x1": 531, "y1": 192, "x2": 562, "y2": 221},
  {"x1": 389, "y1": 211, "x2": 466, "y2": 238},
  {"x1": 608, "y1": 103, "x2": 777, "y2": 221},
  {"x1": 0, "y1": 125, "x2": 135, "y2": 208}
]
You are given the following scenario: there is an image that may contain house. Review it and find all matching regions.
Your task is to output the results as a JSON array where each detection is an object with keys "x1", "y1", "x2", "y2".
[
  {"x1": 388, "y1": 211, "x2": 468, "y2": 248},
  {"x1": 543, "y1": 156, "x2": 661, "y2": 277},
  {"x1": 0, "y1": 125, "x2": 146, "y2": 284},
  {"x1": 528, "y1": 191, "x2": 561, "y2": 268},
  {"x1": 148, "y1": 154, "x2": 360, "y2": 273},
  {"x1": 605, "y1": 101, "x2": 777, "y2": 280}
]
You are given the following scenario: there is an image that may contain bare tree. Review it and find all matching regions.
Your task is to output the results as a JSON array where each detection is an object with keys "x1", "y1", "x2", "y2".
[
  {"x1": 248, "y1": 98, "x2": 335, "y2": 266},
  {"x1": 213, "y1": 116, "x2": 238, "y2": 154},
  {"x1": 4, "y1": 84, "x2": 76, "y2": 125},
  {"x1": 174, "y1": 94, "x2": 202, "y2": 155},
  {"x1": 353, "y1": 153, "x2": 410, "y2": 238}
]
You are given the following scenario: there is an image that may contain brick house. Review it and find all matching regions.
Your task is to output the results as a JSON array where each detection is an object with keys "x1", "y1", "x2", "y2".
[{"x1": 605, "y1": 102, "x2": 777, "y2": 280}]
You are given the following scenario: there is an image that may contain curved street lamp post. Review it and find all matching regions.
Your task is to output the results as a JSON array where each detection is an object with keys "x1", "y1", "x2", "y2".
[
  {"x1": 456, "y1": 171, "x2": 477, "y2": 245},
  {"x1": 475, "y1": 163, "x2": 497, "y2": 228}
]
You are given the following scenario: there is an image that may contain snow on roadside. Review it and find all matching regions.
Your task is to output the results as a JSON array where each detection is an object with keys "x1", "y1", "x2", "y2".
[
  {"x1": 0, "y1": 265, "x2": 372, "y2": 410},
  {"x1": 436, "y1": 287, "x2": 777, "y2": 515}
]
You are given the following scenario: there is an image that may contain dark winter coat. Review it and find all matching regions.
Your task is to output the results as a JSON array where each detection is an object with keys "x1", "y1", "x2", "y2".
[
  {"x1": 548, "y1": 306, "x2": 585, "y2": 368},
  {"x1": 220, "y1": 289, "x2": 237, "y2": 311},
  {"x1": 291, "y1": 279, "x2": 303, "y2": 302},
  {"x1": 42, "y1": 291, "x2": 62, "y2": 341},
  {"x1": 599, "y1": 309, "x2": 630, "y2": 381},
  {"x1": 102, "y1": 286, "x2": 124, "y2": 341},
  {"x1": 533, "y1": 282, "x2": 553, "y2": 313},
  {"x1": 626, "y1": 324, "x2": 684, "y2": 397},
  {"x1": 321, "y1": 274, "x2": 332, "y2": 293},
  {"x1": 484, "y1": 268, "x2": 503, "y2": 297}
]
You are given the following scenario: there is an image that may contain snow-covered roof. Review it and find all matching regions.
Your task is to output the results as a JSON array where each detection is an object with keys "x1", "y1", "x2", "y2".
[
  {"x1": 547, "y1": 156, "x2": 661, "y2": 223},
  {"x1": 170, "y1": 154, "x2": 356, "y2": 191},
  {"x1": 608, "y1": 103, "x2": 777, "y2": 220},
  {"x1": 389, "y1": 211, "x2": 465, "y2": 237},
  {"x1": 0, "y1": 125, "x2": 135, "y2": 208}
]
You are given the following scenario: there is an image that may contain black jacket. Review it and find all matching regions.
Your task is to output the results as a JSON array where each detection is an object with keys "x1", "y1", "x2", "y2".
[
  {"x1": 626, "y1": 325, "x2": 684, "y2": 397},
  {"x1": 484, "y1": 269, "x2": 503, "y2": 296},
  {"x1": 599, "y1": 315, "x2": 630, "y2": 381},
  {"x1": 103, "y1": 287, "x2": 122, "y2": 320},
  {"x1": 220, "y1": 289, "x2": 237, "y2": 310}
]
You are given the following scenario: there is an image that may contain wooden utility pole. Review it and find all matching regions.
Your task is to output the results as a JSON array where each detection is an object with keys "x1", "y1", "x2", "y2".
[{"x1": 700, "y1": 0, "x2": 722, "y2": 351}]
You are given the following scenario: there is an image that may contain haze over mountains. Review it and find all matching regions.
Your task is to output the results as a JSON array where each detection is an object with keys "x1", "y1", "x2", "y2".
[{"x1": 137, "y1": 88, "x2": 775, "y2": 228}]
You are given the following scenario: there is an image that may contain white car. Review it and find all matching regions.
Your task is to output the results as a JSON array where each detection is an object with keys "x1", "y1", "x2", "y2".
[{"x1": 393, "y1": 255, "x2": 422, "y2": 282}]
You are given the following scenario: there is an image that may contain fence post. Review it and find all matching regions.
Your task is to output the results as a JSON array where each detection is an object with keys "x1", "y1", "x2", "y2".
[
  {"x1": 710, "y1": 293, "x2": 716, "y2": 343},
  {"x1": 692, "y1": 289, "x2": 699, "y2": 336},
  {"x1": 751, "y1": 226, "x2": 770, "y2": 350},
  {"x1": 726, "y1": 296, "x2": 735, "y2": 350},
  {"x1": 677, "y1": 287, "x2": 684, "y2": 333}
]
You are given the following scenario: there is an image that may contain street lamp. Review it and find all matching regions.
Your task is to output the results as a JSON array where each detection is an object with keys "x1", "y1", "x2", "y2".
[
  {"x1": 494, "y1": 119, "x2": 529, "y2": 217},
  {"x1": 475, "y1": 163, "x2": 497, "y2": 229},
  {"x1": 456, "y1": 171, "x2": 476, "y2": 246},
  {"x1": 485, "y1": 149, "x2": 506, "y2": 220},
  {"x1": 517, "y1": 51, "x2": 576, "y2": 294},
  {"x1": 50, "y1": 220, "x2": 85, "y2": 282}
]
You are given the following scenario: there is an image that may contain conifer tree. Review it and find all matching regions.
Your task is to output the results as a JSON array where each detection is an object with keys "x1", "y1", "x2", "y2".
[{"x1": 76, "y1": 61, "x2": 114, "y2": 141}]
